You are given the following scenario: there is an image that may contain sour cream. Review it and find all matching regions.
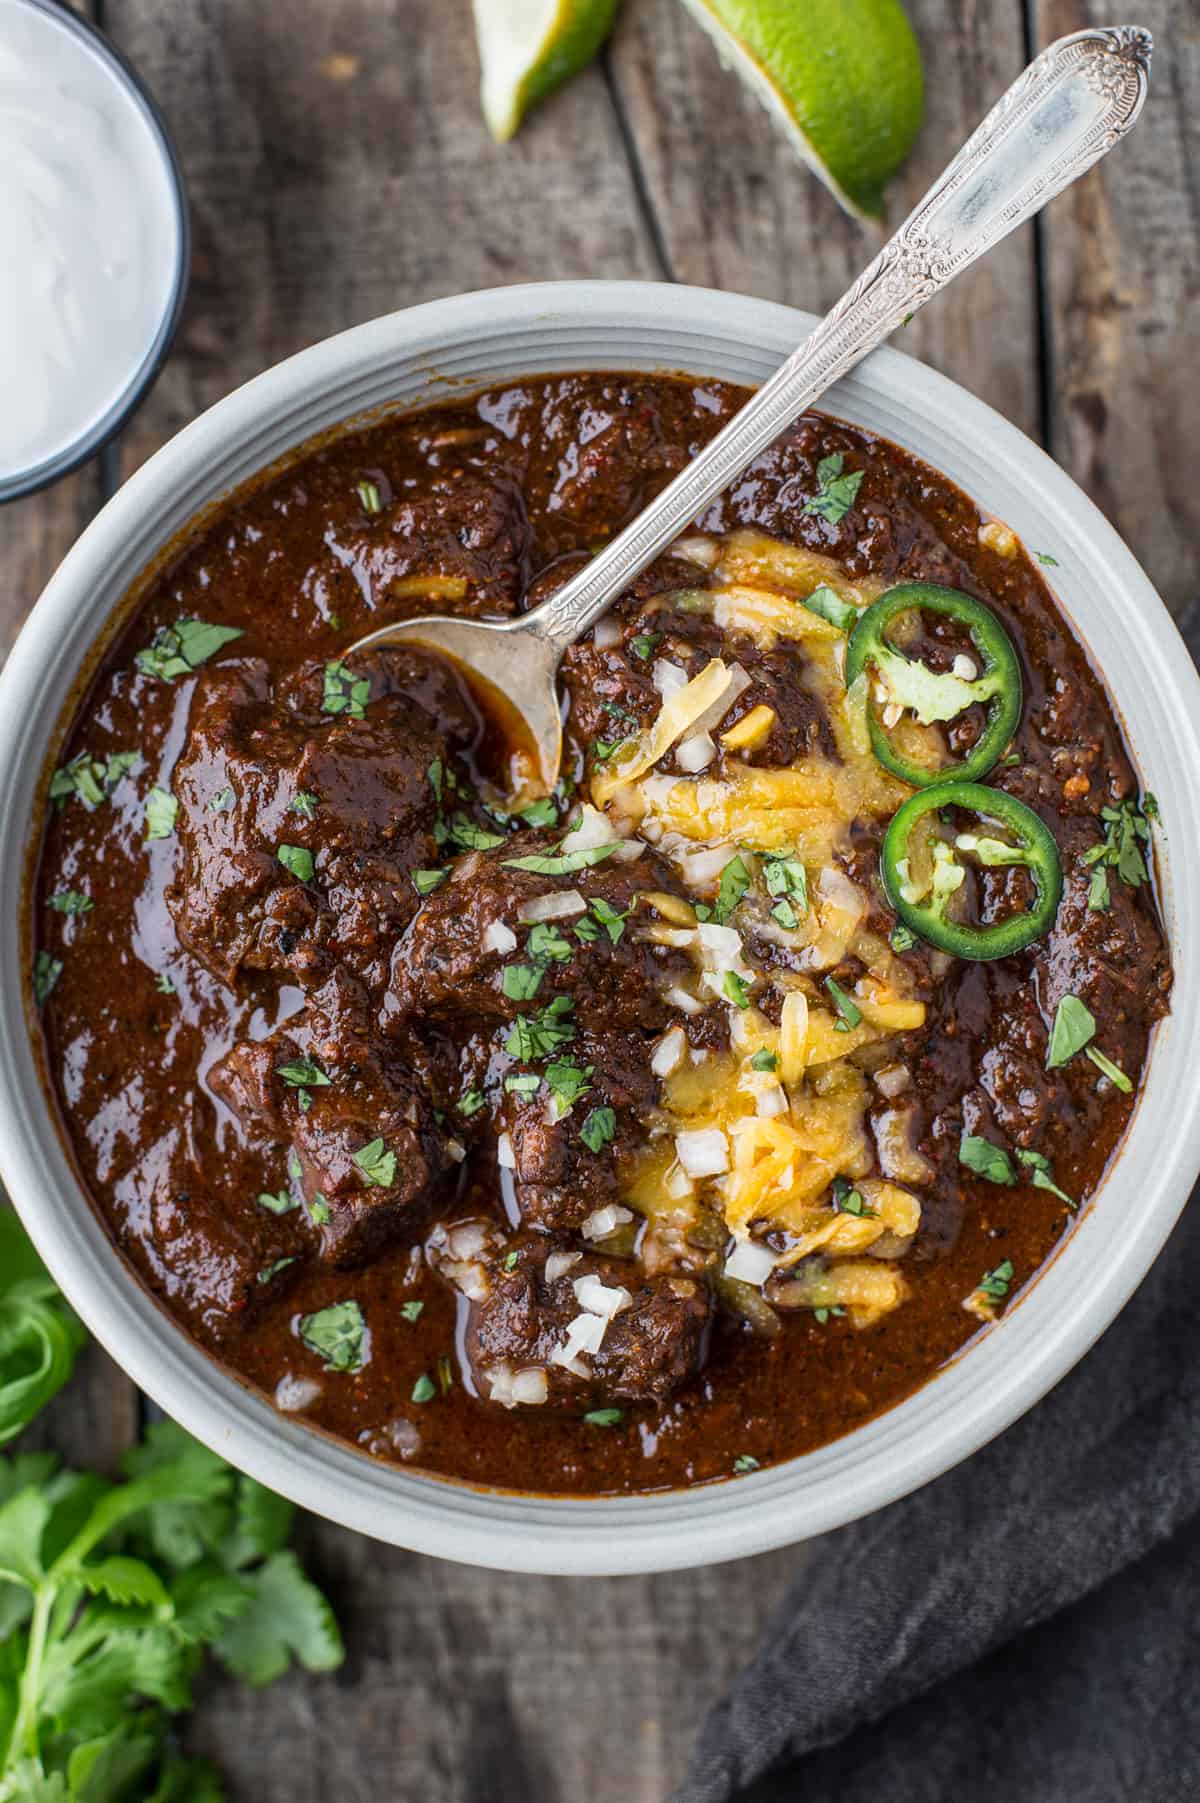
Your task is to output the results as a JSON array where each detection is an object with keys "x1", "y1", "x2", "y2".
[{"x1": 0, "y1": 0, "x2": 186, "y2": 496}]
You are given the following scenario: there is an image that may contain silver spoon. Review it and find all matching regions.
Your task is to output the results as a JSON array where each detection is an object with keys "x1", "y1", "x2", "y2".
[{"x1": 349, "y1": 27, "x2": 1150, "y2": 794}]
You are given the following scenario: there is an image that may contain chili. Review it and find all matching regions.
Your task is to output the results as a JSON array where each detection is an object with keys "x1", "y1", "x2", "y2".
[
  {"x1": 881, "y1": 780, "x2": 1063, "y2": 960},
  {"x1": 845, "y1": 583, "x2": 1022, "y2": 786}
]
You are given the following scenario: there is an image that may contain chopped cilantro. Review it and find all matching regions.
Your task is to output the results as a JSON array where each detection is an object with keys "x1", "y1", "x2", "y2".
[
  {"x1": 257, "y1": 1189, "x2": 297, "y2": 1215},
  {"x1": 978, "y1": 1259, "x2": 1015, "y2": 1302},
  {"x1": 723, "y1": 970, "x2": 751, "y2": 1009},
  {"x1": 1016, "y1": 1148, "x2": 1076, "y2": 1208},
  {"x1": 400, "y1": 1299, "x2": 425, "y2": 1322},
  {"x1": 801, "y1": 452, "x2": 864, "y2": 526},
  {"x1": 457, "y1": 1087, "x2": 486, "y2": 1117},
  {"x1": 1035, "y1": 551, "x2": 1059, "y2": 567},
  {"x1": 813, "y1": 1305, "x2": 846, "y2": 1324},
  {"x1": 832, "y1": 1176, "x2": 874, "y2": 1217},
  {"x1": 257, "y1": 1257, "x2": 297, "y2": 1285},
  {"x1": 353, "y1": 1138, "x2": 397, "y2": 1187},
  {"x1": 209, "y1": 784, "x2": 236, "y2": 813},
  {"x1": 732, "y1": 1454, "x2": 760, "y2": 1473},
  {"x1": 299, "y1": 1300, "x2": 367, "y2": 1371},
  {"x1": 155, "y1": 972, "x2": 176, "y2": 995},
  {"x1": 412, "y1": 867, "x2": 449, "y2": 896},
  {"x1": 290, "y1": 790, "x2": 319, "y2": 821},
  {"x1": 447, "y1": 813, "x2": 506, "y2": 852},
  {"x1": 519, "y1": 796, "x2": 559, "y2": 829},
  {"x1": 505, "y1": 1072, "x2": 541, "y2": 1097},
  {"x1": 589, "y1": 895, "x2": 631, "y2": 943},
  {"x1": 503, "y1": 843, "x2": 622, "y2": 876},
  {"x1": 580, "y1": 1105, "x2": 616, "y2": 1153},
  {"x1": 321, "y1": 660, "x2": 370, "y2": 719},
  {"x1": 504, "y1": 996, "x2": 576, "y2": 1062},
  {"x1": 527, "y1": 922, "x2": 573, "y2": 963},
  {"x1": 411, "y1": 1373, "x2": 436, "y2": 1404},
  {"x1": 801, "y1": 585, "x2": 858, "y2": 633},
  {"x1": 1084, "y1": 799, "x2": 1153, "y2": 912},
  {"x1": 144, "y1": 785, "x2": 179, "y2": 841},
  {"x1": 824, "y1": 975, "x2": 861, "y2": 1032},
  {"x1": 356, "y1": 478, "x2": 383, "y2": 514},
  {"x1": 1086, "y1": 1045, "x2": 1133, "y2": 1093},
  {"x1": 135, "y1": 618, "x2": 244, "y2": 681},
  {"x1": 437, "y1": 1354, "x2": 454, "y2": 1394},
  {"x1": 750, "y1": 1048, "x2": 779, "y2": 1073},
  {"x1": 959, "y1": 1134, "x2": 1016, "y2": 1186},
  {"x1": 502, "y1": 963, "x2": 544, "y2": 1001},
  {"x1": 307, "y1": 1196, "x2": 330, "y2": 1225},
  {"x1": 771, "y1": 899, "x2": 799, "y2": 930},
  {"x1": 764, "y1": 855, "x2": 808, "y2": 915},
  {"x1": 1046, "y1": 994, "x2": 1096, "y2": 1069},
  {"x1": 630, "y1": 632, "x2": 662, "y2": 660},
  {"x1": 713, "y1": 854, "x2": 751, "y2": 923},
  {"x1": 573, "y1": 913, "x2": 601, "y2": 943},
  {"x1": 33, "y1": 951, "x2": 62, "y2": 1006},
  {"x1": 584, "y1": 1408, "x2": 623, "y2": 1427},
  {"x1": 503, "y1": 1250, "x2": 520, "y2": 1272},
  {"x1": 277, "y1": 843, "x2": 314, "y2": 882},
  {"x1": 545, "y1": 1058, "x2": 593, "y2": 1112},
  {"x1": 277, "y1": 1058, "x2": 331, "y2": 1090},
  {"x1": 890, "y1": 924, "x2": 918, "y2": 953},
  {"x1": 48, "y1": 889, "x2": 92, "y2": 915}
]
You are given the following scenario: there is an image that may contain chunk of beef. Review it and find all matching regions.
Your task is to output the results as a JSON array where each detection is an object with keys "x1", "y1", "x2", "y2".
[
  {"x1": 327, "y1": 466, "x2": 531, "y2": 613},
  {"x1": 448, "y1": 1229, "x2": 712, "y2": 1410},
  {"x1": 500, "y1": 1026, "x2": 658, "y2": 1232},
  {"x1": 209, "y1": 1013, "x2": 451, "y2": 1267},
  {"x1": 169, "y1": 650, "x2": 475, "y2": 989},
  {"x1": 384, "y1": 832, "x2": 693, "y2": 1040}
]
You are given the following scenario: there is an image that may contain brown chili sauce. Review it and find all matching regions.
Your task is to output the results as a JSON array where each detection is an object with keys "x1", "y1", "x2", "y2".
[{"x1": 31, "y1": 375, "x2": 1171, "y2": 1494}]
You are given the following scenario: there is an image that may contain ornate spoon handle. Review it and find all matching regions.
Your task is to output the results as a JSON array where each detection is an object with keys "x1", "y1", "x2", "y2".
[{"x1": 530, "y1": 25, "x2": 1151, "y2": 652}]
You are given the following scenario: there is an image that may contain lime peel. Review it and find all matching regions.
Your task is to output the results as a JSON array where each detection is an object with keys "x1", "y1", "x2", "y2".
[
  {"x1": 474, "y1": 0, "x2": 621, "y2": 142},
  {"x1": 673, "y1": 0, "x2": 923, "y2": 221}
]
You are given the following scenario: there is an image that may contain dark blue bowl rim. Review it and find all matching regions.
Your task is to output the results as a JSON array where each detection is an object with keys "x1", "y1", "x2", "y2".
[{"x1": 0, "y1": 0, "x2": 191, "y2": 504}]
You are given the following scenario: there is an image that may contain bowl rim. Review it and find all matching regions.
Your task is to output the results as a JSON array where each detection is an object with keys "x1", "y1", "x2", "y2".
[{"x1": 2, "y1": 278, "x2": 1198, "y2": 1576}]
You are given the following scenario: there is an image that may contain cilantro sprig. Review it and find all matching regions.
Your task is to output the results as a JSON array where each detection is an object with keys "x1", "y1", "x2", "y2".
[
  {"x1": 0, "y1": 1213, "x2": 343, "y2": 1794},
  {"x1": 801, "y1": 453, "x2": 864, "y2": 527}
]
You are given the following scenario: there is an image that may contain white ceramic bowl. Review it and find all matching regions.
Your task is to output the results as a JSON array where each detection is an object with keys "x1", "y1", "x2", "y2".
[{"x1": 2, "y1": 282, "x2": 1198, "y2": 1576}]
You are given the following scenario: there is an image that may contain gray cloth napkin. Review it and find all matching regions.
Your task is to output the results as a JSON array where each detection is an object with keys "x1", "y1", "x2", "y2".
[{"x1": 678, "y1": 603, "x2": 1200, "y2": 1803}]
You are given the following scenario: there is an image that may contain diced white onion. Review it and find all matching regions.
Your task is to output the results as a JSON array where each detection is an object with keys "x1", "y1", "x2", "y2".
[
  {"x1": 723, "y1": 1238, "x2": 778, "y2": 1286},
  {"x1": 697, "y1": 922, "x2": 743, "y2": 963},
  {"x1": 561, "y1": 802, "x2": 622, "y2": 854},
  {"x1": 511, "y1": 1367, "x2": 549, "y2": 1405},
  {"x1": 675, "y1": 1127, "x2": 729, "y2": 1178},
  {"x1": 653, "y1": 658, "x2": 689, "y2": 698},
  {"x1": 484, "y1": 921, "x2": 517, "y2": 955},
  {"x1": 445, "y1": 1137, "x2": 467, "y2": 1163},
  {"x1": 875, "y1": 1064, "x2": 911, "y2": 1100},
  {"x1": 664, "y1": 983, "x2": 704, "y2": 1016},
  {"x1": 665, "y1": 1162, "x2": 695, "y2": 1200},
  {"x1": 487, "y1": 1362, "x2": 550, "y2": 1408},
  {"x1": 881, "y1": 703, "x2": 903, "y2": 729},
  {"x1": 496, "y1": 1132, "x2": 515, "y2": 1170},
  {"x1": 755, "y1": 1083, "x2": 788, "y2": 1118},
  {"x1": 592, "y1": 615, "x2": 623, "y2": 649},
  {"x1": 446, "y1": 1221, "x2": 490, "y2": 1260},
  {"x1": 952, "y1": 654, "x2": 978, "y2": 681},
  {"x1": 274, "y1": 1374, "x2": 322, "y2": 1413},
  {"x1": 610, "y1": 838, "x2": 645, "y2": 862},
  {"x1": 675, "y1": 731, "x2": 716, "y2": 773},
  {"x1": 581, "y1": 1203, "x2": 634, "y2": 1241},
  {"x1": 819, "y1": 864, "x2": 866, "y2": 919},
  {"x1": 676, "y1": 842, "x2": 737, "y2": 889},
  {"x1": 651, "y1": 1025, "x2": 687, "y2": 1078},
  {"x1": 545, "y1": 1249, "x2": 583, "y2": 1284},
  {"x1": 550, "y1": 1311, "x2": 607, "y2": 1367},
  {"x1": 573, "y1": 1273, "x2": 633, "y2": 1317},
  {"x1": 520, "y1": 889, "x2": 587, "y2": 922}
]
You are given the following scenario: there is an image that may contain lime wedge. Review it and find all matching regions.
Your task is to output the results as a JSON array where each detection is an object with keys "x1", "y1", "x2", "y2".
[
  {"x1": 675, "y1": 0, "x2": 923, "y2": 221},
  {"x1": 474, "y1": 0, "x2": 621, "y2": 142}
]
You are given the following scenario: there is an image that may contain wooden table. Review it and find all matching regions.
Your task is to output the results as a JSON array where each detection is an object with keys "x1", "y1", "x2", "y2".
[{"x1": 6, "y1": 1, "x2": 1196, "y2": 1795}]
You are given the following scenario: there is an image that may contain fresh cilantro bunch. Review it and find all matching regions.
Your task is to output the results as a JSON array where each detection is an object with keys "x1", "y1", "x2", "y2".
[{"x1": 0, "y1": 1213, "x2": 344, "y2": 1799}]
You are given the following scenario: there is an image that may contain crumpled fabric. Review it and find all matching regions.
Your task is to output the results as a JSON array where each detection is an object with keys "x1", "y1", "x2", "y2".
[{"x1": 677, "y1": 604, "x2": 1200, "y2": 1803}]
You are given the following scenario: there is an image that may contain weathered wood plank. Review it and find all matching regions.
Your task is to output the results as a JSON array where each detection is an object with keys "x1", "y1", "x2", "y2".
[
  {"x1": 1034, "y1": 0, "x2": 1198, "y2": 615},
  {"x1": 608, "y1": 0, "x2": 1041, "y2": 440},
  {"x1": 183, "y1": 1529, "x2": 805, "y2": 1803},
  {"x1": 106, "y1": 0, "x2": 662, "y2": 476}
]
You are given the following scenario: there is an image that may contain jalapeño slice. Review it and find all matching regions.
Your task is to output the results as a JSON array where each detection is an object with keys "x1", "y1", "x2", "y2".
[
  {"x1": 881, "y1": 781, "x2": 1062, "y2": 961},
  {"x1": 845, "y1": 584, "x2": 1022, "y2": 786}
]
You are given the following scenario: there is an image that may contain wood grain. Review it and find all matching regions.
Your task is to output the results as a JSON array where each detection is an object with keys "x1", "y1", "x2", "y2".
[
  {"x1": 607, "y1": 0, "x2": 1041, "y2": 439},
  {"x1": 1033, "y1": 0, "x2": 1199, "y2": 615}
]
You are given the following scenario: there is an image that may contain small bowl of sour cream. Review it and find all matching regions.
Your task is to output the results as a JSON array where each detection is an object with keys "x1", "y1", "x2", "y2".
[{"x1": 0, "y1": 0, "x2": 188, "y2": 501}]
